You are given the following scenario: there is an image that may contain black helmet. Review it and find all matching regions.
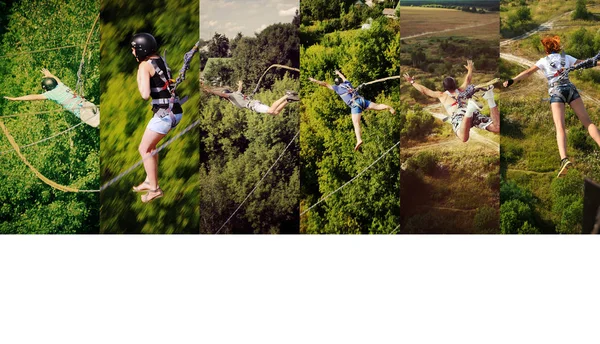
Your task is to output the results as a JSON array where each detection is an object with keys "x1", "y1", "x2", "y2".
[
  {"x1": 334, "y1": 76, "x2": 343, "y2": 85},
  {"x1": 443, "y1": 77, "x2": 457, "y2": 91},
  {"x1": 41, "y1": 77, "x2": 58, "y2": 91},
  {"x1": 131, "y1": 33, "x2": 158, "y2": 62}
]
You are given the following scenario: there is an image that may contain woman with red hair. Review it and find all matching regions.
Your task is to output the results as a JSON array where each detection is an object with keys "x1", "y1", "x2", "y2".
[{"x1": 504, "y1": 35, "x2": 600, "y2": 177}]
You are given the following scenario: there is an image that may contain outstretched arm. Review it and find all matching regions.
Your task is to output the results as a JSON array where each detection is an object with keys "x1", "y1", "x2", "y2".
[
  {"x1": 403, "y1": 73, "x2": 443, "y2": 99},
  {"x1": 42, "y1": 68, "x2": 63, "y2": 85},
  {"x1": 503, "y1": 65, "x2": 539, "y2": 87},
  {"x1": 334, "y1": 69, "x2": 348, "y2": 82},
  {"x1": 237, "y1": 80, "x2": 243, "y2": 93},
  {"x1": 459, "y1": 60, "x2": 473, "y2": 90},
  {"x1": 4, "y1": 94, "x2": 47, "y2": 101},
  {"x1": 308, "y1": 77, "x2": 334, "y2": 90},
  {"x1": 201, "y1": 84, "x2": 232, "y2": 99}
]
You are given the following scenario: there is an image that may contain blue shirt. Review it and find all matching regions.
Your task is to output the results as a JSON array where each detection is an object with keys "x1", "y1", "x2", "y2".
[{"x1": 331, "y1": 81, "x2": 356, "y2": 107}]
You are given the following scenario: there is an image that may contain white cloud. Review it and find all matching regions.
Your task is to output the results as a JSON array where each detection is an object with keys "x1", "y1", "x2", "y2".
[
  {"x1": 278, "y1": 6, "x2": 297, "y2": 16},
  {"x1": 207, "y1": 20, "x2": 218, "y2": 27},
  {"x1": 255, "y1": 24, "x2": 268, "y2": 33}
]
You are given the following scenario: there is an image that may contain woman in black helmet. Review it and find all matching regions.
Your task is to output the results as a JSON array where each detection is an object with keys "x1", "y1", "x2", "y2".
[
  {"x1": 4, "y1": 68, "x2": 100, "y2": 127},
  {"x1": 404, "y1": 60, "x2": 500, "y2": 142},
  {"x1": 130, "y1": 32, "x2": 183, "y2": 203}
]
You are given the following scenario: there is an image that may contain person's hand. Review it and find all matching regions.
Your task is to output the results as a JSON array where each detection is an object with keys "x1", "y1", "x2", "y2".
[
  {"x1": 237, "y1": 80, "x2": 243, "y2": 86},
  {"x1": 464, "y1": 60, "x2": 473, "y2": 72},
  {"x1": 308, "y1": 77, "x2": 317, "y2": 82},
  {"x1": 41, "y1": 68, "x2": 52, "y2": 77},
  {"x1": 403, "y1": 73, "x2": 414, "y2": 83},
  {"x1": 334, "y1": 69, "x2": 343, "y2": 77},
  {"x1": 4, "y1": 96, "x2": 16, "y2": 101},
  {"x1": 503, "y1": 80, "x2": 509, "y2": 87}
]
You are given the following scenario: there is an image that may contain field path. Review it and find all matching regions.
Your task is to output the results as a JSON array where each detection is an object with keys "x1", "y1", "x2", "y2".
[{"x1": 401, "y1": 20, "x2": 497, "y2": 41}]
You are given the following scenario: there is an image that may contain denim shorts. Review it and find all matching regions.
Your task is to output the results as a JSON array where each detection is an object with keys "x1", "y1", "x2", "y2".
[
  {"x1": 147, "y1": 112, "x2": 183, "y2": 135},
  {"x1": 549, "y1": 84, "x2": 581, "y2": 104},
  {"x1": 350, "y1": 97, "x2": 371, "y2": 114}
]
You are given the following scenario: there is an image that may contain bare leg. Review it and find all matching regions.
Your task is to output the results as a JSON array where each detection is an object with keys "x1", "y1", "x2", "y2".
[
  {"x1": 457, "y1": 116, "x2": 472, "y2": 143},
  {"x1": 351, "y1": 113, "x2": 363, "y2": 150},
  {"x1": 268, "y1": 95, "x2": 290, "y2": 115},
  {"x1": 366, "y1": 102, "x2": 395, "y2": 114},
  {"x1": 551, "y1": 102, "x2": 568, "y2": 160},
  {"x1": 570, "y1": 97, "x2": 600, "y2": 148},
  {"x1": 488, "y1": 106, "x2": 500, "y2": 133},
  {"x1": 138, "y1": 129, "x2": 166, "y2": 190}
]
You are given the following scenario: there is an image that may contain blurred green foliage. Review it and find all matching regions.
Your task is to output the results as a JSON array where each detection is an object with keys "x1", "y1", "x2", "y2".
[
  {"x1": 100, "y1": 0, "x2": 199, "y2": 233},
  {"x1": 0, "y1": 0, "x2": 100, "y2": 234},
  {"x1": 300, "y1": 14, "x2": 400, "y2": 234}
]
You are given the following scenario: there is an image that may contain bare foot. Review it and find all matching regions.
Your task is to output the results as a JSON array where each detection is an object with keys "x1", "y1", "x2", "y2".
[{"x1": 354, "y1": 141, "x2": 363, "y2": 151}]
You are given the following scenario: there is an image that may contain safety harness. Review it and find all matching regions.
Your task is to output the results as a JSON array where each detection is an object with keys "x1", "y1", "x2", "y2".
[
  {"x1": 543, "y1": 51, "x2": 579, "y2": 103},
  {"x1": 148, "y1": 56, "x2": 187, "y2": 128},
  {"x1": 337, "y1": 82, "x2": 368, "y2": 111}
]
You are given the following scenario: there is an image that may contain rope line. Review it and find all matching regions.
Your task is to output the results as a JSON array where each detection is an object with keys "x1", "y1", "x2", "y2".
[
  {"x1": 357, "y1": 75, "x2": 401, "y2": 89},
  {"x1": 0, "y1": 109, "x2": 64, "y2": 118},
  {"x1": 0, "y1": 119, "x2": 82, "y2": 192},
  {"x1": 0, "y1": 121, "x2": 85, "y2": 155},
  {"x1": 300, "y1": 141, "x2": 400, "y2": 216},
  {"x1": 215, "y1": 131, "x2": 300, "y2": 234},
  {"x1": 0, "y1": 41, "x2": 100, "y2": 58},
  {"x1": 250, "y1": 64, "x2": 300, "y2": 96},
  {"x1": 100, "y1": 119, "x2": 201, "y2": 192},
  {"x1": 76, "y1": 13, "x2": 100, "y2": 96}
]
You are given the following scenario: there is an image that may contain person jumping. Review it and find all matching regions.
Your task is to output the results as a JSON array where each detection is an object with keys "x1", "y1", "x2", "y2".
[
  {"x1": 4, "y1": 68, "x2": 100, "y2": 127},
  {"x1": 308, "y1": 70, "x2": 396, "y2": 151},
  {"x1": 202, "y1": 80, "x2": 299, "y2": 115},
  {"x1": 404, "y1": 60, "x2": 499, "y2": 142},
  {"x1": 503, "y1": 35, "x2": 600, "y2": 177}
]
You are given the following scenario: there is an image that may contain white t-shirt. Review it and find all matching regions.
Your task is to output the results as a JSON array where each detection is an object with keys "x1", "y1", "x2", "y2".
[{"x1": 535, "y1": 53, "x2": 578, "y2": 84}]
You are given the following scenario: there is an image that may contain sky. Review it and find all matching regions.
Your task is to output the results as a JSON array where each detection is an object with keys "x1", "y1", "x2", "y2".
[{"x1": 200, "y1": 0, "x2": 298, "y2": 40}]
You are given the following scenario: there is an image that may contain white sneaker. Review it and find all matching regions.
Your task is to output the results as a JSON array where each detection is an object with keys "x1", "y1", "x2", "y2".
[{"x1": 482, "y1": 86, "x2": 495, "y2": 102}]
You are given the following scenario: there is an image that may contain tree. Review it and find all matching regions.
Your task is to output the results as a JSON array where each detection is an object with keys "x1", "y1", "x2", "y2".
[
  {"x1": 572, "y1": 0, "x2": 590, "y2": 20},
  {"x1": 208, "y1": 32, "x2": 230, "y2": 57}
]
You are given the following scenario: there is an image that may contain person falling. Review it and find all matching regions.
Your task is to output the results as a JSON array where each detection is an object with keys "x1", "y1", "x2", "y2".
[
  {"x1": 4, "y1": 68, "x2": 99, "y2": 128},
  {"x1": 403, "y1": 60, "x2": 499, "y2": 142},
  {"x1": 309, "y1": 70, "x2": 396, "y2": 151},
  {"x1": 202, "y1": 80, "x2": 299, "y2": 115}
]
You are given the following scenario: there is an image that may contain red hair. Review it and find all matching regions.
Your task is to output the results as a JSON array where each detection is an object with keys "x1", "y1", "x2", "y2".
[{"x1": 541, "y1": 36, "x2": 561, "y2": 54}]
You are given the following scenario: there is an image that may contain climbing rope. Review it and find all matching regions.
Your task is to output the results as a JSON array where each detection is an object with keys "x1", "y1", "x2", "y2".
[
  {"x1": 250, "y1": 64, "x2": 300, "y2": 96},
  {"x1": 215, "y1": 131, "x2": 300, "y2": 234},
  {"x1": 301, "y1": 141, "x2": 400, "y2": 216},
  {"x1": 75, "y1": 13, "x2": 100, "y2": 96}
]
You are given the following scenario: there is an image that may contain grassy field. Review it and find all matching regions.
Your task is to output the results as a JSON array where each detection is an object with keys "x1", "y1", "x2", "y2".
[{"x1": 400, "y1": 6, "x2": 499, "y2": 38}]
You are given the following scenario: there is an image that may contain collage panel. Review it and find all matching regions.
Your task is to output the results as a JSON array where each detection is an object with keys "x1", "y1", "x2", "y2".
[
  {"x1": 500, "y1": 0, "x2": 600, "y2": 234},
  {"x1": 400, "y1": 0, "x2": 501, "y2": 233},
  {"x1": 300, "y1": 1, "x2": 401, "y2": 233},
  {"x1": 100, "y1": 0, "x2": 200, "y2": 233},
  {"x1": 199, "y1": 0, "x2": 300, "y2": 234},
  {"x1": 0, "y1": 0, "x2": 100, "y2": 233}
]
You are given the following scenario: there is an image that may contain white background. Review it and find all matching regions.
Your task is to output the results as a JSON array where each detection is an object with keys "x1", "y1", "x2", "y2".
[{"x1": 0, "y1": 236, "x2": 598, "y2": 344}]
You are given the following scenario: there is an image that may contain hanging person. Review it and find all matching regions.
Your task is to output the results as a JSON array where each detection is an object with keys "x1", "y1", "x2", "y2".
[
  {"x1": 403, "y1": 60, "x2": 500, "y2": 143},
  {"x1": 129, "y1": 32, "x2": 185, "y2": 203},
  {"x1": 308, "y1": 70, "x2": 396, "y2": 151},
  {"x1": 503, "y1": 35, "x2": 600, "y2": 177},
  {"x1": 202, "y1": 80, "x2": 299, "y2": 115},
  {"x1": 4, "y1": 68, "x2": 100, "y2": 128}
]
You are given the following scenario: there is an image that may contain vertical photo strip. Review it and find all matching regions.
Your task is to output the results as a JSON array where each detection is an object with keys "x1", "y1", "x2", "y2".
[
  {"x1": 300, "y1": 1, "x2": 401, "y2": 233},
  {"x1": 0, "y1": 0, "x2": 100, "y2": 233},
  {"x1": 500, "y1": 0, "x2": 600, "y2": 234},
  {"x1": 100, "y1": 0, "x2": 200, "y2": 233},
  {"x1": 400, "y1": 0, "x2": 501, "y2": 233},
  {"x1": 199, "y1": 0, "x2": 301, "y2": 234}
]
